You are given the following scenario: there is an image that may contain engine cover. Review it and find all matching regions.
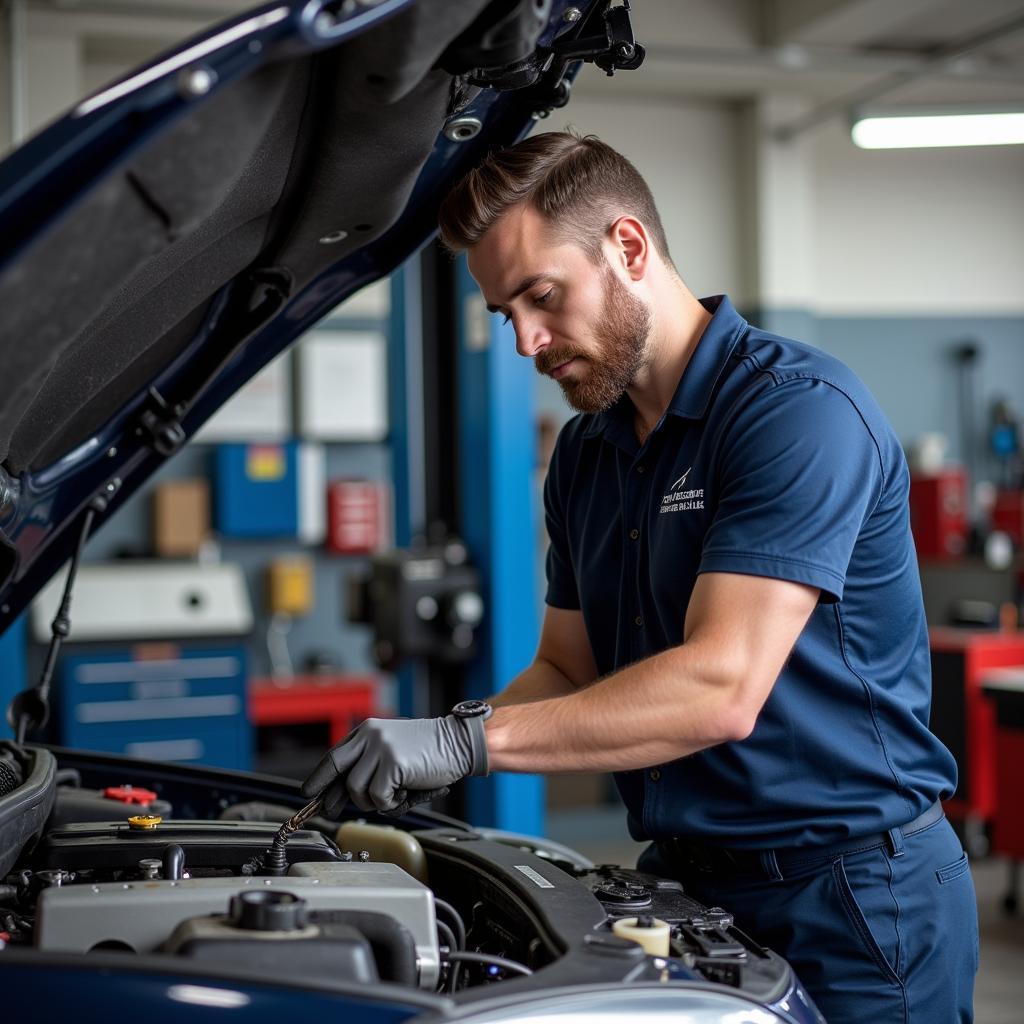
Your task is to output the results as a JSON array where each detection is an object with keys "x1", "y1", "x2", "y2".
[
  {"x1": 35, "y1": 820, "x2": 339, "y2": 871},
  {"x1": 35, "y1": 860, "x2": 440, "y2": 988}
]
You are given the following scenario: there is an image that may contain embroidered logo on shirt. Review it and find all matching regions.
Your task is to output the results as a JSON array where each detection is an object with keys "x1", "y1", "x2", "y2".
[
  {"x1": 669, "y1": 468, "x2": 692, "y2": 490},
  {"x1": 660, "y1": 466, "x2": 704, "y2": 514}
]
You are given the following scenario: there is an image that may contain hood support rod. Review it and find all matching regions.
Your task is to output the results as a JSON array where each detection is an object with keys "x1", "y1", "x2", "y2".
[{"x1": 7, "y1": 488, "x2": 111, "y2": 744}]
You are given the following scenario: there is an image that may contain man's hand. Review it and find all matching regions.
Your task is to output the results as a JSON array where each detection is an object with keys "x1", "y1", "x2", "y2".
[{"x1": 301, "y1": 715, "x2": 489, "y2": 817}]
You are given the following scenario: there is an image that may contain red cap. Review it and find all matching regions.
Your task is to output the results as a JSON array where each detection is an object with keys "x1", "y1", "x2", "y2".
[{"x1": 103, "y1": 786, "x2": 158, "y2": 805}]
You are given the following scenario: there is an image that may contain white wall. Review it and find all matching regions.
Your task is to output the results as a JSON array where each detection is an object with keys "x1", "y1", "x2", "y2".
[
  {"x1": 812, "y1": 120, "x2": 1024, "y2": 315},
  {"x1": 553, "y1": 81, "x2": 1024, "y2": 317},
  {"x1": 550, "y1": 92, "x2": 746, "y2": 303},
  {"x1": 1, "y1": 7, "x2": 219, "y2": 153}
]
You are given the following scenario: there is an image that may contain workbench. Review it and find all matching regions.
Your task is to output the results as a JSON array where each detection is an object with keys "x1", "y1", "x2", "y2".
[{"x1": 929, "y1": 627, "x2": 1024, "y2": 853}]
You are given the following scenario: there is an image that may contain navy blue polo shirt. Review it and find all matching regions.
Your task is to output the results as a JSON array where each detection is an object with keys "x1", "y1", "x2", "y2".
[{"x1": 544, "y1": 295, "x2": 957, "y2": 848}]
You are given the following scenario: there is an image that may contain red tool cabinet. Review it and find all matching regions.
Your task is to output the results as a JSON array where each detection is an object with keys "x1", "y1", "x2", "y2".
[{"x1": 909, "y1": 470, "x2": 968, "y2": 559}]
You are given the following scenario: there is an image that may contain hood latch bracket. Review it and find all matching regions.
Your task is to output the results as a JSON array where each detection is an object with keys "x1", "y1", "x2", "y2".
[{"x1": 137, "y1": 387, "x2": 186, "y2": 457}]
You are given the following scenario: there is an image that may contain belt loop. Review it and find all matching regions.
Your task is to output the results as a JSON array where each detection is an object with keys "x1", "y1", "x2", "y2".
[
  {"x1": 760, "y1": 849, "x2": 784, "y2": 881},
  {"x1": 886, "y1": 826, "x2": 906, "y2": 858}
]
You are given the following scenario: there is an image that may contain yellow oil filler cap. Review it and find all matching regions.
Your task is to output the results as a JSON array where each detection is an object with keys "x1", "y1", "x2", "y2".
[
  {"x1": 127, "y1": 815, "x2": 163, "y2": 830},
  {"x1": 611, "y1": 915, "x2": 671, "y2": 957}
]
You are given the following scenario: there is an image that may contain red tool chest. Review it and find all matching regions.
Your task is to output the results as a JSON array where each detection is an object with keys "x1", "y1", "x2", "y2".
[{"x1": 909, "y1": 470, "x2": 968, "y2": 559}]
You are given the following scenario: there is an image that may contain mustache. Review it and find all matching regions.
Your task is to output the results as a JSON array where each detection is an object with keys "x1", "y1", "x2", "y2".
[{"x1": 534, "y1": 346, "x2": 588, "y2": 376}]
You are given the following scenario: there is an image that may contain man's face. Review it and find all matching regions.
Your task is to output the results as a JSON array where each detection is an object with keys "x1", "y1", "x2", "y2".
[{"x1": 467, "y1": 203, "x2": 651, "y2": 413}]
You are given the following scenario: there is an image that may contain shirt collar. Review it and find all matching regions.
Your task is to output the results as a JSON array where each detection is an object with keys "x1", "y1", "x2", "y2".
[{"x1": 582, "y1": 294, "x2": 746, "y2": 440}]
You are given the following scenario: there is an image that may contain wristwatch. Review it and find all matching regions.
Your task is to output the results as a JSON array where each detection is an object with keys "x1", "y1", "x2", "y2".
[
  {"x1": 451, "y1": 699, "x2": 493, "y2": 721},
  {"x1": 450, "y1": 700, "x2": 492, "y2": 776}
]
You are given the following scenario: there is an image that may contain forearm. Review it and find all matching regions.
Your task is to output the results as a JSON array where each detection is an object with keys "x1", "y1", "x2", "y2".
[
  {"x1": 485, "y1": 641, "x2": 747, "y2": 773},
  {"x1": 489, "y1": 658, "x2": 580, "y2": 707}
]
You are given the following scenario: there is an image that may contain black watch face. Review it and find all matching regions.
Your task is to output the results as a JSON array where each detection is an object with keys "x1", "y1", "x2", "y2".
[{"x1": 454, "y1": 700, "x2": 490, "y2": 717}]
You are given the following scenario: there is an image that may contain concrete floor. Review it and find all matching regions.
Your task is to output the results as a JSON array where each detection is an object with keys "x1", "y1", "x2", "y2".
[{"x1": 546, "y1": 807, "x2": 1024, "y2": 1023}]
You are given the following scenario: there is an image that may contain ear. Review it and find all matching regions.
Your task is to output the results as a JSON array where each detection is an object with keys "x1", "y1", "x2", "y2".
[{"x1": 607, "y1": 215, "x2": 650, "y2": 281}]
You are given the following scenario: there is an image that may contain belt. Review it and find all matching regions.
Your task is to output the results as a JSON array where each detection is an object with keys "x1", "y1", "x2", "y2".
[{"x1": 659, "y1": 801, "x2": 945, "y2": 881}]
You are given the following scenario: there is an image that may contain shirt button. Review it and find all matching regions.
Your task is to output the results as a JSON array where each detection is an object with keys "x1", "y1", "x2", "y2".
[
  {"x1": 629, "y1": 528, "x2": 639, "y2": 540},
  {"x1": 636, "y1": 464, "x2": 645, "y2": 474},
  {"x1": 634, "y1": 616, "x2": 643, "y2": 627},
  {"x1": 649, "y1": 769, "x2": 661, "y2": 781}
]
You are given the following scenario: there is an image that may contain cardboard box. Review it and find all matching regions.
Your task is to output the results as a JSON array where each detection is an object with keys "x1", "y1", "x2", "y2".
[{"x1": 153, "y1": 479, "x2": 210, "y2": 557}]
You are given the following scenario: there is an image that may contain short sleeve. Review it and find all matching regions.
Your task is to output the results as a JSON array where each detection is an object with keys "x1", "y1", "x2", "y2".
[
  {"x1": 699, "y1": 377, "x2": 884, "y2": 602},
  {"x1": 543, "y1": 427, "x2": 581, "y2": 610}
]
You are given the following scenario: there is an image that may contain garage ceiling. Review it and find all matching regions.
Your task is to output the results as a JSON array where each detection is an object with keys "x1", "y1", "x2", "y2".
[
  {"x1": 17, "y1": 0, "x2": 1024, "y2": 125},
  {"x1": 608, "y1": 0, "x2": 1024, "y2": 109}
]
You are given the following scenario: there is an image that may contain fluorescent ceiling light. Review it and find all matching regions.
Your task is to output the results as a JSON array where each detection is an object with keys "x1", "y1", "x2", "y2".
[{"x1": 851, "y1": 111, "x2": 1024, "y2": 149}]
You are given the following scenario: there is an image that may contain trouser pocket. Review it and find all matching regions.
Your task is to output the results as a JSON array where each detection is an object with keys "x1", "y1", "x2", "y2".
[
  {"x1": 935, "y1": 851, "x2": 980, "y2": 973},
  {"x1": 832, "y1": 850, "x2": 903, "y2": 987}
]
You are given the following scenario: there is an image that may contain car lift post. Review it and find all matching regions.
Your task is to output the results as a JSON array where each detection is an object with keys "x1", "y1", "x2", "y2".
[
  {"x1": 388, "y1": 248, "x2": 544, "y2": 834},
  {"x1": 454, "y1": 255, "x2": 544, "y2": 835}
]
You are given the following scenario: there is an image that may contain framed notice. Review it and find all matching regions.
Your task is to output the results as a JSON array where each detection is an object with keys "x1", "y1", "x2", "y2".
[
  {"x1": 196, "y1": 350, "x2": 291, "y2": 442},
  {"x1": 296, "y1": 330, "x2": 387, "y2": 441}
]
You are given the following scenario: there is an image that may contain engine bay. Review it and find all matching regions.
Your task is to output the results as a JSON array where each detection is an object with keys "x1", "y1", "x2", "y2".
[{"x1": 0, "y1": 743, "x2": 804, "y2": 1009}]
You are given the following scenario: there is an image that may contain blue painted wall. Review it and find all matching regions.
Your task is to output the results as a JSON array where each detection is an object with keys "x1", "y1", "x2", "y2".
[
  {"x1": 538, "y1": 309, "x2": 1024, "y2": 474},
  {"x1": 752, "y1": 309, "x2": 1024, "y2": 471}
]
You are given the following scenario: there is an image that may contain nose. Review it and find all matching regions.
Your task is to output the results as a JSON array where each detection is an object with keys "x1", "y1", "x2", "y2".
[{"x1": 513, "y1": 315, "x2": 552, "y2": 359}]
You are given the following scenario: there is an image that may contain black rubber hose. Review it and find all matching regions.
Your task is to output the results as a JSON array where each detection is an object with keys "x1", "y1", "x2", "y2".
[
  {"x1": 162, "y1": 844, "x2": 185, "y2": 881},
  {"x1": 435, "y1": 919, "x2": 456, "y2": 952},
  {"x1": 445, "y1": 951, "x2": 533, "y2": 977},
  {"x1": 434, "y1": 898, "x2": 466, "y2": 949}
]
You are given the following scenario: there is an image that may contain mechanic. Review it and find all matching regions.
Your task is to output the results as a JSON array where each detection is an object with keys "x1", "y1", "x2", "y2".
[{"x1": 304, "y1": 131, "x2": 978, "y2": 1022}]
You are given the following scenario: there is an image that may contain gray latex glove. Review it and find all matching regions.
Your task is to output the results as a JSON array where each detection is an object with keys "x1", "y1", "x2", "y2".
[{"x1": 301, "y1": 715, "x2": 490, "y2": 817}]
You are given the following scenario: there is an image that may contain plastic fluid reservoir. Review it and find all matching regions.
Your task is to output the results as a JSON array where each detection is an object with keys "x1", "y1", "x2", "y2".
[
  {"x1": 611, "y1": 915, "x2": 671, "y2": 956},
  {"x1": 335, "y1": 821, "x2": 428, "y2": 882}
]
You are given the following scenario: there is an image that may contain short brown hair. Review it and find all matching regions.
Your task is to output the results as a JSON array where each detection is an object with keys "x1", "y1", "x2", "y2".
[{"x1": 438, "y1": 130, "x2": 673, "y2": 265}]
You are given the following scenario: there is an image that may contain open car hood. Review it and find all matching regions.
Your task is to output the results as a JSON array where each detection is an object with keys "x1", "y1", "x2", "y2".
[{"x1": 0, "y1": 0, "x2": 645, "y2": 632}]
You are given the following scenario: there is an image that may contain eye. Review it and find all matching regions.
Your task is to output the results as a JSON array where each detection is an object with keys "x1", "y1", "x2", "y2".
[
  {"x1": 500, "y1": 313, "x2": 511, "y2": 325},
  {"x1": 535, "y1": 289, "x2": 553, "y2": 307}
]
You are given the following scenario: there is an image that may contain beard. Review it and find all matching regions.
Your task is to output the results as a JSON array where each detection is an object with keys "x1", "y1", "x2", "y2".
[{"x1": 534, "y1": 265, "x2": 652, "y2": 414}]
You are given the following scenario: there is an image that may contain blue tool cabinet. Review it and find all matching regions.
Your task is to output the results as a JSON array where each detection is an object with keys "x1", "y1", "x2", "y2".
[{"x1": 58, "y1": 647, "x2": 250, "y2": 769}]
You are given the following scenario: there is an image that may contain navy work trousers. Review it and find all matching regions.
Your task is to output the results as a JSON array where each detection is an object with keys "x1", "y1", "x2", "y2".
[{"x1": 638, "y1": 816, "x2": 979, "y2": 1023}]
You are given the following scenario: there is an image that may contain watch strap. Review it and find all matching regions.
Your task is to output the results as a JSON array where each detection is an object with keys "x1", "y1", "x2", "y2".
[{"x1": 457, "y1": 712, "x2": 490, "y2": 777}]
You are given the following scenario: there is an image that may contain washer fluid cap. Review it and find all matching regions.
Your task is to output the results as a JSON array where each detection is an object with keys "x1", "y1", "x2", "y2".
[
  {"x1": 230, "y1": 889, "x2": 308, "y2": 932},
  {"x1": 104, "y1": 785, "x2": 158, "y2": 805},
  {"x1": 612, "y1": 916, "x2": 670, "y2": 956}
]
